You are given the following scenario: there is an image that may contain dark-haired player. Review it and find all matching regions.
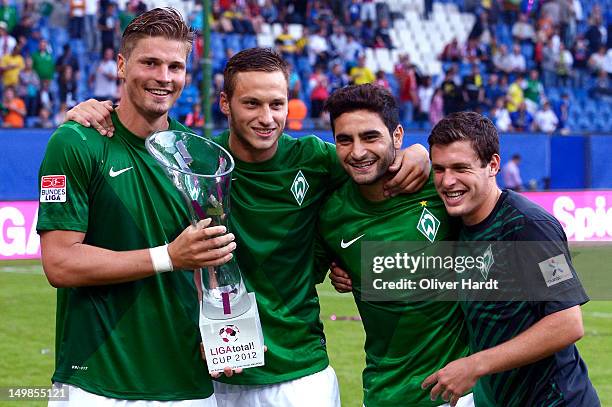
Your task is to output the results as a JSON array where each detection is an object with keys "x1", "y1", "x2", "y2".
[
  {"x1": 317, "y1": 84, "x2": 473, "y2": 407},
  {"x1": 422, "y1": 112, "x2": 600, "y2": 406}
]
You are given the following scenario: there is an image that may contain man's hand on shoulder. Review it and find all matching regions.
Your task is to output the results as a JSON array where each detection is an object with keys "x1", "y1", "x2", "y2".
[
  {"x1": 66, "y1": 99, "x2": 115, "y2": 137},
  {"x1": 384, "y1": 143, "x2": 431, "y2": 197}
]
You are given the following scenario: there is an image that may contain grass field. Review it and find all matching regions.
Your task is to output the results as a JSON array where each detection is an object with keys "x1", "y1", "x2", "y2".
[{"x1": 0, "y1": 259, "x2": 610, "y2": 406}]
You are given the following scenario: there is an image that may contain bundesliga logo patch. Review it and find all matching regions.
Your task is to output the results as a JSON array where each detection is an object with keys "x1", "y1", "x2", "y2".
[
  {"x1": 538, "y1": 253, "x2": 573, "y2": 287},
  {"x1": 40, "y1": 175, "x2": 67, "y2": 202}
]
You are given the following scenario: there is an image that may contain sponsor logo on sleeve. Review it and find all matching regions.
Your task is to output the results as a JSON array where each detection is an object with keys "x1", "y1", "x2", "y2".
[
  {"x1": 538, "y1": 254, "x2": 573, "y2": 287},
  {"x1": 40, "y1": 175, "x2": 66, "y2": 203}
]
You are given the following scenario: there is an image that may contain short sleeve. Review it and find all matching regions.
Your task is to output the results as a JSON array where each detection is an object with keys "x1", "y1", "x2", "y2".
[
  {"x1": 513, "y1": 219, "x2": 589, "y2": 317},
  {"x1": 37, "y1": 123, "x2": 95, "y2": 233}
]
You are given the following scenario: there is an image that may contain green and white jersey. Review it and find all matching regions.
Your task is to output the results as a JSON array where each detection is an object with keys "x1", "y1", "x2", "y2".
[
  {"x1": 317, "y1": 179, "x2": 469, "y2": 407},
  {"x1": 213, "y1": 131, "x2": 347, "y2": 385},
  {"x1": 37, "y1": 113, "x2": 213, "y2": 400}
]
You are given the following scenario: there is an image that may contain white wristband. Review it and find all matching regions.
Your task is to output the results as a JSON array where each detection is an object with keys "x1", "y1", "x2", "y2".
[{"x1": 149, "y1": 244, "x2": 173, "y2": 273}]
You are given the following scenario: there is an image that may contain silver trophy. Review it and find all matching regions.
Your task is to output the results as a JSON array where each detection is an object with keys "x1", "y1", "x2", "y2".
[{"x1": 146, "y1": 130, "x2": 264, "y2": 373}]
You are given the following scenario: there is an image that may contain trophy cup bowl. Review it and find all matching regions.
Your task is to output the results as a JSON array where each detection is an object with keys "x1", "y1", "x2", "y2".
[{"x1": 145, "y1": 130, "x2": 250, "y2": 319}]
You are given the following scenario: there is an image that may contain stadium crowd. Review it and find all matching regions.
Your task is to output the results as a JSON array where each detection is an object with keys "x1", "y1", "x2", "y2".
[{"x1": 1, "y1": 0, "x2": 611, "y2": 133}]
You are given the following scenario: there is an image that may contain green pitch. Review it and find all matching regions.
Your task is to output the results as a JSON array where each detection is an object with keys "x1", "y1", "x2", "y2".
[{"x1": 0, "y1": 259, "x2": 610, "y2": 406}]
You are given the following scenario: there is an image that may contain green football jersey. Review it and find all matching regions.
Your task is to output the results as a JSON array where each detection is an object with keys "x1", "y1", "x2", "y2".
[
  {"x1": 37, "y1": 113, "x2": 214, "y2": 400},
  {"x1": 213, "y1": 131, "x2": 347, "y2": 385},
  {"x1": 317, "y1": 179, "x2": 469, "y2": 407}
]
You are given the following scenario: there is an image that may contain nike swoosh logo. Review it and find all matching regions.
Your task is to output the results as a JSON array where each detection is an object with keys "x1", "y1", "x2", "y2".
[
  {"x1": 109, "y1": 166, "x2": 133, "y2": 177},
  {"x1": 340, "y1": 234, "x2": 365, "y2": 249}
]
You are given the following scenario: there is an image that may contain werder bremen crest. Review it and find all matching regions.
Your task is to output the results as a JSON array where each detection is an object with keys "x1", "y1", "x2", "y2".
[
  {"x1": 290, "y1": 170, "x2": 309, "y2": 206},
  {"x1": 417, "y1": 202, "x2": 440, "y2": 242}
]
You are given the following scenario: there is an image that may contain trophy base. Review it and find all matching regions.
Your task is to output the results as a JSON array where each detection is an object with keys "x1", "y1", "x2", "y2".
[{"x1": 199, "y1": 292, "x2": 265, "y2": 374}]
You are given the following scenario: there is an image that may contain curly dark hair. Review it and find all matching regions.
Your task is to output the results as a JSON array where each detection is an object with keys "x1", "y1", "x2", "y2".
[{"x1": 324, "y1": 83, "x2": 399, "y2": 135}]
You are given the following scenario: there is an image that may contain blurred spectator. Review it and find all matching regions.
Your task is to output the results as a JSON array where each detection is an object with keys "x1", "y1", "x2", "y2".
[
  {"x1": 69, "y1": 0, "x2": 86, "y2": 39},
  {"x1": 604, "y1": 48, "x2": 612, "y2": 75},
  {"x1": 350, "y1": 54, "x2": 375, "y2": 85},
  {"x1": 0, "y1": 0, "x2": 17, "y2": 33},
  {"x1": 429, "y1": 87, "x2": 444, "y2": 126},
  {"x1": 469, "y1": 11, "x2": 493, "y2": 45},
  {"x1": 0, "y1": 21, "x2": 15, "y2": 58},
  {"x1": 347, "y1": 0, "x2": 361, "y2": 24},
  {"x1": 53, "y1": 102, "x2": 68, "y2": 126},
  {"x1": 502, "y1": 154, "x2": 523, "y2": 191},
  {"x1": 572, "y1": 36, "x2": 589, "y2": 87},
  {"x1": 308, "y1": 26, "x2": 329, "y2": 66},
  {"x1": 512, "y1": 13, "x2": 536, "y2": 44},
  {"x1": 395, "y1": 53, "x2": 418, "y2": 123},
  {"x1": 175, "y1": 72, "x2": 198, "y2": 122},
  {"x1": 295, "y1": 26, "x2": 310, "y2": 57},
  {"x1": 56, "y1": 44, "x2": 80, "y2": 76},
  {"x1": 222, "y1": 3, "x2": 255, "y2": 34},
  {"x1": 462, "y1": 63, "x2": 484, "y2": 111},
  {"x1": 276, "y1": 23, "x2": 297, "y2": 56},
  {"x1": 38, "y1": 79, "x2": 54, "y2": 116},
  {"x1": 99, "y1": 2, "x2": 119, "y2": 55},
  {"x1": 59, "y1": 65, "x2": 78, "y2": 108},
  {"x1": 17, "y1": 56, "x2": 39, "y2": 117},
  {"x1": 555, "y1": 92, "x2": 571, "y2": 134},
  {"x1": 587, "y1": 45, "x2": 607, "y2": 75},
  {"x1": 375, "y1": 18, "x2": 393, "y2": 49},
  {"x1": 328, "y1": 62, "x2": 349, "y2": 94},
  {"x1": 185, "y1": 102, "x2": 204, "y2": 128},
  {"x1": 32, "y1": 39, "x2": 55, "y2": 82},
  {"x1": 341, "y1": 33, "x2": 363, "y2": 66},
  {"x1": 287, "y1": 95, "x2": 307, "y2": 130},
  {"x1": 524, "y1": 69, "x2": 545, "y2": 112},
  {"x1": 589, "y1": 69, "x2": 612, "y2": 99},
  {"x1": 91, "y1": 48, "x2": 117, "y2": 102},
  {"x1": 491, "y1": 96, "x2": 513, "y2": 132},
  {"x1": 286, "y1": 60, "x2": 302, "y2": 100},
  {"x1": 506, "y1": 43, "x2": 527, "y2": 73},
  {"x1": 555, "y1": 42, "x2": 574, "y2": 87},
  {"x1": 492, "y1": 44, "x2": 511, "y2": 73},
  {"x1": 260, "y1": 0, "x2": 279, "y2": 23},
  {"x1": 585, "y1": 12, "x2": 605, "y2": 55},
  {"x1": 416, "y1": 76, "x2": 434, "y2": 126},
  {"x1": 483, "y1": 73, "x2": 506, "y2": 109},
  {"x1": 309, "y1": 66, "x2": 329, "y2": 125},
  {"x1": 85, "y1": 0, "x2": 100, "y2": 52},
  {"x1": 33, "y1": 107, "x2": 54, "y2": 128},
  {"x1": 440, "y1": 38, "x2": 462, "y2": 62},
  {"x1": 440, "y1": 67, "x2": 463, "y2": 115},
  {"x1": 211, "y1": 73, "x2": 225, "y2": 127},
  {"x1": 361, "y1": 0, "x2": 376, "y2": 22},
  {"x1": 329, "y1": 24, "x2": 347, "y2": 58},
  {"x1": 375, "y1": 70, "x2": 390, "y2": 89},
  {"x1": 510, "y1": 102, "x2": 534, "y2": 131},
  {"x1": 541, "y1": 40, "x2": 557, "y2": 88},
  {"x1": 463, "y1": 38, "x2": 484, "y2": 64},
  {"x1": 0, "y1": 44, "x2": 24, "y2": 88},
  {"x1": 534, "y1": 100, "x2": 559, "y2": 134},
  {"x1": 507, "y1": 73, "x2": 526, "y2": 112},
  {"x1": 1, "y1": 86, "x2": 25, "y2": 128}
]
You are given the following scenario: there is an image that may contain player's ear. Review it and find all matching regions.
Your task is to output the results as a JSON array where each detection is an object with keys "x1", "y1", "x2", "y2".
[
  {"x1": 392, "y1": 125, "x2": 404, "y2": 149},
  {"x1": 117, "y1": 53, "x2": 126, "y2": 81},
  {"x1": 220, "y1": 92, "x2": 230, "y2": 116},
  {"x1": 489, "y1": 154, "x2": 501, "y2": 176}
]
